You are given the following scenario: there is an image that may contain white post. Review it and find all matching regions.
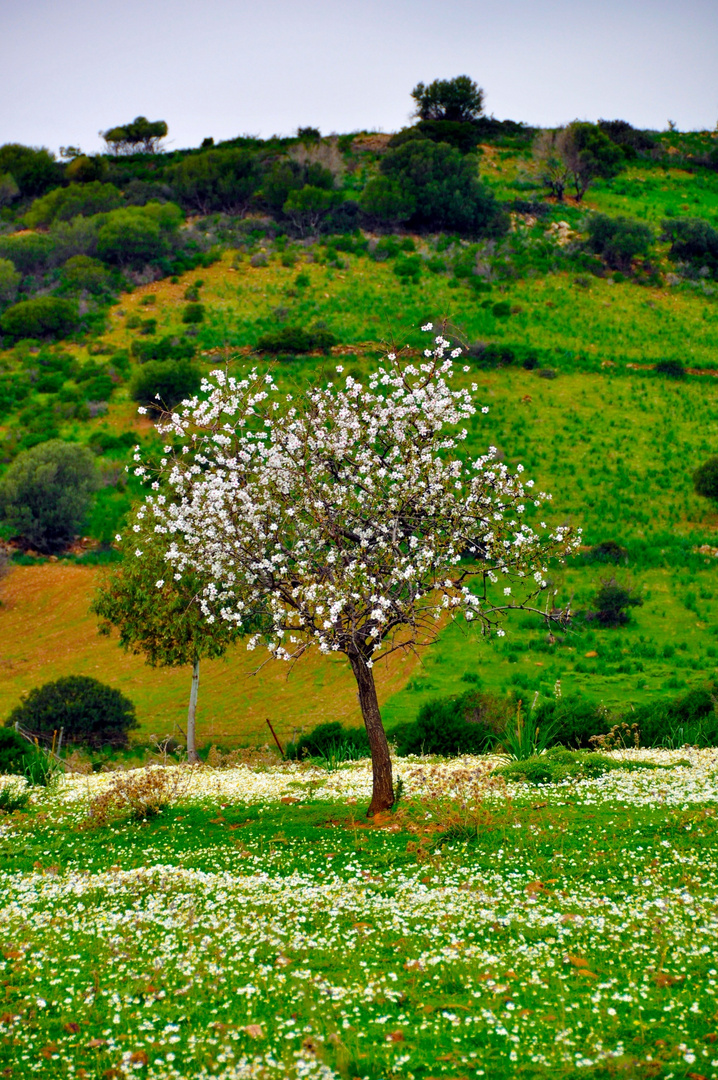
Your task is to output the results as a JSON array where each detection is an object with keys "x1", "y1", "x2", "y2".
[{"x1": 187, "y1": 658, "x2": 200, "y2": 764}]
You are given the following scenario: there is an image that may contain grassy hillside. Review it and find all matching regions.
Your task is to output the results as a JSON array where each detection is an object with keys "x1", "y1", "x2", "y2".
[{"x1": 2, "y1": 128, "x2": 718, "y2": 744}]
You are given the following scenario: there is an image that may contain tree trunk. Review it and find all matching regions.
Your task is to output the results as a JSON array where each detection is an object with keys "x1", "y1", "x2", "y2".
[
  {"x1": 187, "y1": 658, "x2": 200, "y2": 764},
  {"x1": 348, "y1": 652, "x2": 394, "y2": 817}
]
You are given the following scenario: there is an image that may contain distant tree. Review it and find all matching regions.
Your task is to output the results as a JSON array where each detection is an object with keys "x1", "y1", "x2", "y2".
[
  {"x1": 693, "y1": 456, "x2": 718, "y2": 501},
  {"x1": 586, "y1": 214, "x2": 653, "y2": 271},
  {"x1": 411, "y1": 76, "x2": 484, "y2": 123},
  {"x1": 534, "y1": 123, "x2": 625, "y2": 202},
  {"x1": 589, "y1": 576, "x2": 643, "y2": 628},
  {"x1": 8, "y1": 675, "x2": 138, "y2": 748},
  {"x1": 64, "y1": 154, "x2": 109, "y2": 183},
  {"x1": 597, "y1": 119, "x2": 655, "y2": 156},
  {"x1": 260, "y1": 159, "x2": 334, "y2": 214},
  {"x1": 366, "y1": 138, "x2": 506, "y2": 236},
  {"x1": 0, "y1": 173, "x2": 19, "y2": 208},
  {"x1": 0, "y1": 440, "x2": 99, "y2": 554},
  {"x1": 59, "y1": 255, "x2": 112, "y2": 296},
  {"x1": 166, "y1": 148, "x2": 263, "y2": 214},
  {"x1": 0, "y1": 144, "x2": 60, "y2": 197},
  {"x1": 359, "y1": 175, "x2": 415, "y2": 224},
  {"x1": 93, "y1": 534, "x2": 243, "y2": 762},
  {"x1": 95, "y1": 202, "x2": 182, "y2": 268},
  {"x1": 101, "y1": 117, "x2": 168, "y2": 155},
  {"x1": 0, "y1": 258, "x2": 21, "y2": 306},
  {"x1": 24, "y1": 181, "x2": 123, "y2": 228},
  {"x1": 297, "y1": 126, "x2": 321, "y2": 142}
]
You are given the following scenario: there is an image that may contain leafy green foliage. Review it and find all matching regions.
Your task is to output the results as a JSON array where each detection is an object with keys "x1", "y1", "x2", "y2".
[
  {"x1": 586, "y1": 213, "x2": 653, "y2": 271},
  {"x1": 96, "y1": 203, "x2": 182, "y2": 268},
  {"x1": 255, "y1": 325, "x2": 337, "y2": 354},
  {"x1": 0, "y1": 258, "x2": 20, "y2": 306},
  {"x1": 59, "y1": 255, "x2": 113, "y2": 296},
  {"x1": 286, "y1": 721, "x2": 369, "y2": 761},
  {"x1": 167, "y1": 149, "x2": 263, "y2": 214},
  {"x1": 495, "y1": 747, "x2": 657, "y2": 784},
  {"x1": 589, "y1": 576, "x2": 644, "y2": 628},
  {"x1": 130, "y1": 358, "x2": 201, "y2": 409},
  {"x1": 182, "y1": 302, "x2": 205, "y2": 324},
  {"x1": 0, "y1": 440, "x2": 99, "y2": 553},
  {"x1": 0, "y1": 297, "x2": 79, "y2": 340},
  {"x1": 24, "y1": 182, "x2": 123, "y2": 228},
  {"x1": 411, "y1": 76, "x2": 484, "y2": 122},
  {"x1": 565, "y1": 122, "x2": 626, "y2": 201},
  {"x1": 662, "y1": 217, "x2": 718, "y2": 278},
  {"x1": 693, "y1": 456, "x2": 718, "y2": 500},
  {"x1": 0, "y1": 727, "x2": 47, "y2": 784},
  {"x1": 531, "y1": 695, "x2": 612, "y2": 749},
  {"x1": 632, "y1": 683, "x2": 718, "y2": 747},
  {"x1": 130, "y1": 334, "x2": 196, "y2": 364},
  {"x1": 390, "y1": 690, "x2": 507, "y2": 756},
  {"x1": 7, "y1": 675, "x2": 138, "y2": 748},
  {"x1": 0, "y1": 143, "x2": 60, "y2": 197},
  {"x1": 102, "y1": 117, "x2": 168, "y2": 155}
]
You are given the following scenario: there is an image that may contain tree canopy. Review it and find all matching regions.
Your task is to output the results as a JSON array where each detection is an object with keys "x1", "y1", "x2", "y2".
[
  {"x1": 101, "y1": 117, "x2": 168, "y2": 155},
  {"x1": 411, "y1": 76, "x2": 485, "y2": 123}
]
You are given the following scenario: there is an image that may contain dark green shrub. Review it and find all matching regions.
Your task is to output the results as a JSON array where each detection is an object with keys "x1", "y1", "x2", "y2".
[
  {"x1": 582, "y1": 540, "x2": 627, "y2": 565},
  {"x1": 391, "y1": 690, "x2": 508, "y2": 756},
  {"x1": 0, "y1": 258, "x2": 20, "y2": 306},
  {"x1": 60, "y1": 255, "x2": 112, "y2": 295},
  {"x1": 24, "y1": 182, "x2": 123, "y2": 228},
  {"x1": 492, "y1": 301, "x2": 511, "y2": 318},
  {"x1": 694, "y1": 456, "x2": 718, "y2": 500},
  {"x1": 0, "y1": 144, "x2": 60, "y2": 197},
  {"x1": 0, "y1": 727, "x2": 48, "y2": 784},
  {"x1": 662, "y1": 217, "x2": 718, "y2": 278},
  {"x1": 586, "y1": 214, "x2": 653, "y2": 272},
  {"x1": 167, "y1": 149, "x2": 263, "y2": 214},
  {"x1": 495, "y1": 747, "x2": 656, "y2": 785},
  {"x1": 0, "y1": 233, "x2": 56, "y2": 275},
  {"x1": 286, "y1": 721, "x2": 369, "y2": 760},
  {"x1": 0, "y1": 297, "x2": 79, "y2": 341},
  {"x1": 597, "y1": 120, "x2": 655, "y2": 155},
  {"x1": 131, "y1": 335, "x2": 196, "y2": 364},
  {"x1": 411, "y1": 76, "x2": 484, "y2": 123},
  {"x1": 532, "y1": 695, "x2": 611, "y2": 749},
  {"x1": 393, "y1": 254, "x2": 422, "y2": 281},
  {"x1": 589, "y1": 576, "x2": 643, "y2": 628},
  {"x1": 0, "y1": 440, "x2": 99, "y2": 553},
  {"x1": 256, "y1": 325, "x2": 337, "y2": 354},
  {"x1": 182, "y1": 302, "x2": 205, "y2": 324},
  {"x1": 131, "y1": 358, "x2": 201, "y2": 409},
  {"x1": 96, "y1": 203, "x2": 182, "y2": 268},
  {"x1": 654, "y1": 359, "x2": 685, "y2": 379},
  {"x1": 7, "y1": 675, "x2": 138, "y2": 748},
  {"x1": 632, "y1": 684, "x2": 718, "y2": 747}
]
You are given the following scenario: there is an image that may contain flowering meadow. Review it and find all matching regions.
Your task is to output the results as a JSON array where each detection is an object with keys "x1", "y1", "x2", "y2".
[{"x1": 2, "y1": 751, "x2": 718, "y2": 1079}]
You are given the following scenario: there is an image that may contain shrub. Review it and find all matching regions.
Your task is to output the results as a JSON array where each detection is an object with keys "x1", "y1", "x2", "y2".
[
  {"x1": 531, "y1": 695, "x2": 612, "y2": 749},
  {"x1": 411, "y1": 76, "x2": 484, "y2": 123},
  {"x1": 0, "y1": 727, "x2": 48, "y2": 784},
  {"x1": 96, "y1": 203, "x2": 182, "y2": 268},
  {"x1": 393, "y1": 254, "x2": 423, "y2": 281},
  {"x1": 182, "y1": 302, "x2": 205, "y2": 324},
  {"x1": 0, "y1": 258, "x2": 20, "y2": 306},
  {"x1": 0, "y1": 297, "x2": 79, "y2": 340},
  {"x1": 286, "y1": 721, "x2": 369, "y2": 761},
  {"x1": 589, "y1": 575, "x2": 643, "y2": 627},
  {"x1": 131, "y1": 335, "x2": 196, "y2": 364},
  {"x1": 7, "y1": 675, "x2": 138, "y2": 748},
  {"x1": 694, "y1": 456, "x2": 718, "y2": 501},
  {"x1": 586, "y1": 214, "x2": 653, "y2": 272},
  {"x1": 0, "y1": 440, "x2": 99, "y2": 553},
  {"x1": 662, "y1": 217, "x2": 718, "y2": 278},
  {"x1": 24, "y1": 182, "x2": 123, "y2": 228},
  {"x1": 364, "y1": 139, "x2": 506, "y2": 236},
  {"x1": 631, "y1": 684, "x2": 718, "y2": 747},
  {"x1": 391, "y1": 690, "x2": 508, "y2": 756},
  {"x1": 582, "y1": 540, "x2": 627, "y2": 565},
  {"x1": 654, "y1": 359, "x2": 685, "y2": 379},
  {"x1": 0, "y1": 144, "x2": 60, "y2": 197},
  {"x1": 167, "y1": 148, "x2": 263, "y2": 214},
  {"x1": 256, "y1": 325, "x2": 337, "y2": 354},
  {"x1": 131, "y1": 358, "x2": 201, "y2": 409},
  {"x1": 59, "y1": 255, "x2": 112, "y2": 295},
  {"x1": 495, "y1": 747, "x2": 657, "y2": 785},
  {"x1": 283, "y1": 185, "x2": 340, "y2": 233}
]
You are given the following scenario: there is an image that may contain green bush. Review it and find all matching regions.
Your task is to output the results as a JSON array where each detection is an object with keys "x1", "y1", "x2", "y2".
[
  {"x1": 166, "y1": 148, "x2": 263, "y2": 214},
  {"x1": 662, "y1": 217, "x2": 718, "y2": 278},
  {"x1": 130, "y1": 335, "x2": 196, "y2": 364},
  {"x1": 654, "y1": 359, "x2": 685, "y2": 379},
  {"x1": 0, "y1": 143, "x2": 60, "y2": 197},
  {"x1": 24, "y1": 182, "x2": 123, "y2": 228},
  {"x1": 694, "y1": 456, "x2": 718, "y2": 500},
  {"x1": 589, "y1": 575, "x2": 643, "y2": 628},
  {"x1": 285, "y1": 721, "x2": 369, "y2": 761},
  {"x1": 256, "y1": 325, "x2": 337, "y2": 354},
  {"x1": 391, "y1": 690, "x2": 508, "y2": 756},
  {"x1": 96, "y1": 203, "x2": 182, "y2": 268},
  {"x1": 0, "y1": 258, "x2": 20, "y2": 306},
  {"x1": 531, "y1": 695, "x2": 612, "y2": 749},
  {"x1": 7, "y1": 676, "x2": 138, "y2": 748},
  {"x1": 632, "y1": 684, "x2": 718, "y2": 747},
  {"x1": 130, "y1": 358, "x2": 201, "y2": 409},
  {"x1": 0, "y1": 727, "x2": 48, "y2": 784},
  {"x1": 182, "y1": 302, "x2": 205, "y2": 324},
  {"x1": 0, "y1": 233, "x2": 56, "y2": 276},
  {"x1": 0, "y1": 297, "x2": 79, "y2": 340},
  {"x1": 59, "y1": 255, "x2": 112, "y2": 295},
  {"x1": 586, "y1": 214, "x2": 653, "y2": 272},
  {"x1": 0, "y1": 439, "x2": 99, "y2": 553},
  {"x1": 581, "y1": 540, "x2": 627, "y2": 565},
  {"x1": 495, "y1": 747, "x2": 658, "y2": 785}
]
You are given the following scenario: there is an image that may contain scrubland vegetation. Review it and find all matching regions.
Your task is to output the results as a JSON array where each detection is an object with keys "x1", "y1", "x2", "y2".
[{"x1": 2, "y1": 76, "x2": 718, "y2": 1077}]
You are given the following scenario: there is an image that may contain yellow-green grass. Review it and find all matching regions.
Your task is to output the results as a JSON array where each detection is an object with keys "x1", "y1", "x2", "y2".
[{"x1": 0, "y1": 564, "x2": 421, "y2": 746}]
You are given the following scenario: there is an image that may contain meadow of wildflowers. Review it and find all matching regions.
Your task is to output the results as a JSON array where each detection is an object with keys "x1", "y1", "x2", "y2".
[{"x1": 2, "y1": 750, "x2": 718, "y2": 1078}]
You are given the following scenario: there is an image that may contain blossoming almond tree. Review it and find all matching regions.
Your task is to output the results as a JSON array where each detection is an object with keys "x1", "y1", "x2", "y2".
[{"x1": 133, "y1": 328, "x2": 579, "y2": 814}]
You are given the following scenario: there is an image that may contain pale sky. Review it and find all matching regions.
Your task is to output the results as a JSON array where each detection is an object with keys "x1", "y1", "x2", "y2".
[{"x1": 1, "y1": 0, "x2": 716, "y2": 155}]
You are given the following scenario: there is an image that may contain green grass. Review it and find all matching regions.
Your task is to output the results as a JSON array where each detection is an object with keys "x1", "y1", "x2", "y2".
[{"x1": 2, "y1": 754, "x2": 718, "y2": 1078}]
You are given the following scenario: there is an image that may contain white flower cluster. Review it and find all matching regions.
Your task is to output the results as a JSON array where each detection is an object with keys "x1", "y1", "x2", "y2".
[{"x1": 133, "y1": 331, "x2": 579, "y2": 664}]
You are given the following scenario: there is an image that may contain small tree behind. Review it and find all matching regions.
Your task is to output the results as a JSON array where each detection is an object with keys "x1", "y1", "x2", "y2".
[
  {"x1": 411, "y1": 76, "x2": 484, "y2": 122},
  {"x1": 133, "y1": 328, "x2": 578, "y2": 814},
  {"x1": 8, "y1": 675, "x2": 138, "y2": 748},
  {"x1": 93, "y1": 532, "x2": 243, "y2": 761},
  {"x1": 0, "y1": 440, "x2": 99, "y2": 554},
  {"x1": 101, "y1": 117, "x2": 168, "y2": 155},
  {"x1": 587, "y1": 214, "x2": 653, "y2": 271}
]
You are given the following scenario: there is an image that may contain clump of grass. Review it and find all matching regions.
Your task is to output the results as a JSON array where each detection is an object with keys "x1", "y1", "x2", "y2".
[{"x1": 495, "y1": 747, "x2": 663, "y2": 785}]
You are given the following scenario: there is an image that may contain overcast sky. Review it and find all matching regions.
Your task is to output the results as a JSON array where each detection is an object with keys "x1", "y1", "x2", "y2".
[{"x1": 1, "y1": 0, "x2": 716, "y2": 155}]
